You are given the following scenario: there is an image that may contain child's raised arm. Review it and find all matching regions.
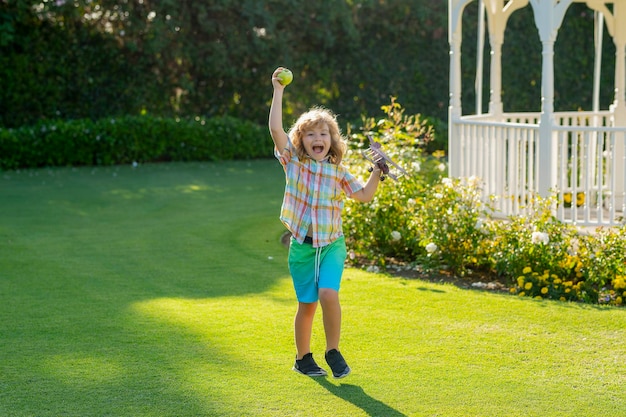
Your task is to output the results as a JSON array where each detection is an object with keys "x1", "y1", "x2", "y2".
[{"x1": 269, "y1": 67, "x2": 289, "y2": 153}]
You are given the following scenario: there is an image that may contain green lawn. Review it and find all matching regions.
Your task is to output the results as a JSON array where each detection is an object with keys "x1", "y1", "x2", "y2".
[{"x1": 1, "y1": 160, "x2": 625, "y2": 417}]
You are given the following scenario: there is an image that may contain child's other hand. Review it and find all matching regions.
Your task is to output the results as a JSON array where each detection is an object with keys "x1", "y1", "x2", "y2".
[{"x1": 272, "y1": 67, "x2": 287, "y2": 90}]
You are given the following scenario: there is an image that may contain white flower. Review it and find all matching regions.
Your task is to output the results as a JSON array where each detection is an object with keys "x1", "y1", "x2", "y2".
[
  {"x1": 467, "y1": 176, "x2": 481, "y2": 188},
  {"x1": 425, "y1": 242, "x2": 438, "y2": 254},
  {"x1": 391, "y1": 231, "x2": 401, "y2": 241},
  {"x1": 442, "y1": 177, "x2": 453, "y2": 188},
  {"x1": 437, "y1": 163, "x2": 446, "y2": 172},
  {"x1": 349, "y1": 250, "x2": 356, "y2": 260},
  {"x1": 434, "y1": 193, "x2": 444, "y2": 199},
  {"x1": 407, "y1": 198, "x2": 416, "y2": 206},
  {"x1": 531, "y1": 231, "x2": 549, "y2": 245}
]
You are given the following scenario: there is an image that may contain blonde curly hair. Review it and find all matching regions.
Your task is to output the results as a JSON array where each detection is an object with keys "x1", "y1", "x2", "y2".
[{"x1": 288, "y1": 106, "x2": 347, "y2": 164}]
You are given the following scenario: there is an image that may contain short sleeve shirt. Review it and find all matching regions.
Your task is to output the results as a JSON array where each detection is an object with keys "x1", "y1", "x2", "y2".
[{"x1": 275, "y1": 140, "x2": 363, "y2": 248}]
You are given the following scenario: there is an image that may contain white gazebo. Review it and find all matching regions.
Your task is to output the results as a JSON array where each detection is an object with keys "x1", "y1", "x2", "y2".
[{"x1": 448, "y1": 0, "x2": 626, "y2": 225}]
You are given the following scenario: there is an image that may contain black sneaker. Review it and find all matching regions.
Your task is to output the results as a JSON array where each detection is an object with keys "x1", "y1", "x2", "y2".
[
  {"x1": 293, "y1": 353, "x2": 328, "y2": 377},
  {"x1": 325, "y1": 349, "x2": 351, "y2": 379}
]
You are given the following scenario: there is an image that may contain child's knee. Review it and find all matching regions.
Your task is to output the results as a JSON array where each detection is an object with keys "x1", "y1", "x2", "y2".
[
  {"x1": 318, "y1": 288, "x2": 339, "y2": 303},
  {"x1": 297, "y1": 301, "x2": 317, "y2": 316}
]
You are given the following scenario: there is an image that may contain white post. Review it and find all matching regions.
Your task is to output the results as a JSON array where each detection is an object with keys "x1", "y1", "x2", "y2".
[
  {"x1": 483, "y1": 0, "x2": 531, "y2": 117},
  {"x1": 611, "y1": 1, "x2": 626, "y2": 207},
  {"x1": 591, "y1": 11, "x2": 603, "y2": 194},
  {"x1": 448, "y1": 0, "x2": 468, "y2": 178},
  {"x1": 530, "y1": 0, "x2": 573, "y2": 198},
  {"x1": 488, "y1": 35, "x2": 504, "y2": 117},
  {"x1": 537, "y1": 38, "x2": 557, "y2": 198},
  {"x1": 593, "y1": 11, "x2": 604, "y2": 114},
  {"x1": 476, "y1": 0, "x2": 485, "y2": 115}
]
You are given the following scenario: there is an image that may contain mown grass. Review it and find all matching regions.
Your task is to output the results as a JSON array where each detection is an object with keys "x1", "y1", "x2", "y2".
[{"x1": 1, "y1": 160, "x2": 625, "y2": 417}]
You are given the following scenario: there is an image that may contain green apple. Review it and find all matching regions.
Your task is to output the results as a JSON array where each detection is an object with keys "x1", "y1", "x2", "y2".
[{"x1": 277, "y1": 68, "x2": 293, "y2": 86}]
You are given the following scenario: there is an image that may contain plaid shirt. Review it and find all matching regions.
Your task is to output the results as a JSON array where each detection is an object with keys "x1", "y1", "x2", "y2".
[{"x1": 275, "y1": 140, "x2": 363, "y2": 248}]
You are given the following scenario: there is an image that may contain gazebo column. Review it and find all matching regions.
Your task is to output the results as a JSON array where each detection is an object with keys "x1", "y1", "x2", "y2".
[
  {"x1": 449, "y1": 32, "x2": 462, "y2": 178},
  {"x1": 487, "y1": 32, "x2": 504, "y2": 116},
  {"x1": 611, "y1": 1, "x2": 626, "y2": 122},
  {"x1": 537, "y1": 38, "x2": 558, "y2": 198},
  {"x1": 448, "y1": 0, "x2": 472, "y2": 178},
  {"x1": 483, "y1": 1, "x2": 529, "y2": 117},
  {"x1": 531, "y1": 0, "x2": 570, "y2": 198},
  {"x1": 586, "y1": 0, "x2": 625, "y2": 208},
  {"x1": 610, "y1": 1, "x2": 626, "y2": 207}
]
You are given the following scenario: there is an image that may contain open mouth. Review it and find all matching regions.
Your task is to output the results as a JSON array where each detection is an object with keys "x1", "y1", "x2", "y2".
[{"x1": 312, "y1": 145, "x2": 325, "y2": 154}]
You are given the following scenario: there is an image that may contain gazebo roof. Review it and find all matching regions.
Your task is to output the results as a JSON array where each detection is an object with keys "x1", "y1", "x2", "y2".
[{"x1": 449, "y1": 0, "x2": 626, "y2": 122}]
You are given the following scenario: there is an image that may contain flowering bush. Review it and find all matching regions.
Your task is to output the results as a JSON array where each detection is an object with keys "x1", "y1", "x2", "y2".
[
  {"x1": 576, "y1": 226, "x2": 626, "y2": 305},
  {"x1": 343, "y1": 100, "x2": 626, "y2": 306},
  {"x1": 415, "y1": 176, "x2": 494, "y2": 276},
  {"x1": 511, "y1": 266, "x2": 582, "y2": 302},
  {"x1": 343, "y1": 98, "x2": 441, "y2": 265},
  {"x1": 488, "y1": 196, "x2": 578, "y2": 282}
]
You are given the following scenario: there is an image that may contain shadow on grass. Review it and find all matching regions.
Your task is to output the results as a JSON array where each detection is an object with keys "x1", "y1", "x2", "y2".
[
  {"x1": 416, "y1": 286, "x2": 446, "y2": 293},
  {"x1": 313, "y1": 378, "x2": 407, "y2": 417}
]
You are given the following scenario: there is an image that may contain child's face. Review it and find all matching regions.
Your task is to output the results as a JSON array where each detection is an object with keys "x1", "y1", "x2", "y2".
[{"x1": 301, "y1": 123, "x2": 331, "y2": 161}]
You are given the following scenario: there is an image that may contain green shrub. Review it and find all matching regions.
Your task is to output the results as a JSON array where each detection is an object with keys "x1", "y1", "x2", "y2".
[
  {"x1": 416, "y1": 176, "x2": 495, "y2": 276},
  {"x1": 576, "y1": 226, "x2": 626, "y2": 304},
  {"x1": 0, "y1": 115, "x2": 268, "y2": 170},
  {"x1": 343, "y1": 98, "x2": 440, "y2": 264},
  {"x1": 489, "y1": 196, "x2": 579, "y2": 282}
]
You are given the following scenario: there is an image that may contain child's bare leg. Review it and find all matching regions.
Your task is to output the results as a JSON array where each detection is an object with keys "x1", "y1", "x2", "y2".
[
  {"x1": 318, "y1": 288, "x2": 341, "y2": 352},
  {"x1": 294, "y1": 302, "x2": 317, "y2": 359}
]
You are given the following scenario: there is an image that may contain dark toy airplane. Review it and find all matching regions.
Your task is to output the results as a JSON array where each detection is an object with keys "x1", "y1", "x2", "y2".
[{"x1": 361, "y1": 135, "x2": 409, "y2": 181}]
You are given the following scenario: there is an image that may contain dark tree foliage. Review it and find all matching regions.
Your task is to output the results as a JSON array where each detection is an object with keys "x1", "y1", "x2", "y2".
[{"x1": 0, "y1": 0, "x2": 616, "y2": 129}]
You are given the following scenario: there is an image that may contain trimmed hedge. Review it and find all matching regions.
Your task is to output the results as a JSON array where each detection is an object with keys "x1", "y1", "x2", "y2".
[{"x1": 0, "y1": 116, "x2": 269, "y2": 170}]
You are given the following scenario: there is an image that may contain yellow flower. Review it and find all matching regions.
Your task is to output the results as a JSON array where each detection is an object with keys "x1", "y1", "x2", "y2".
[
  {"x1": 541, "y1": 287, "x2": 548, "y2": 294},
  {"x1": 525, "y1": 282, "x2": 533, "y2": 290},
  {"x1": 613, "y1": 276, "x2": 626, "y2": 290},
  {"x1": 565, "y1": 288, "x2": 571, "y2": 293},
  {"x1": 522, "y1": 266, "x2": 532, "y2": 274},
  {"x1": 616, "y1": 297, "x2": 623, "y2": 305},
  {"x1": 518, "y1": 292, "x2": 526, "y2": 297},
  {"x1": 517, "y1": 276, "x2": 525, "y2": 286},
  {"x1": 534, "y1": 296, "x2": 543, "y2": 300},
  {"x1": 560, "y1": 297, "x2": 566, "y2": 302},
  {"x1": 576, "y1": 192, "x2": 585, "y2": 206},
  {"x1": 563, "y1": 192, "x2": 572, "y2": 204},
  {"x1": 510, "y1": 288, "x2": 517, "y2": 294}
]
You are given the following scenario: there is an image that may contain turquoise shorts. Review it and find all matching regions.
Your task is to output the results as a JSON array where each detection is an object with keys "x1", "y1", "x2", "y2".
[{"x1": 288, "y1": 235, "x2": 347, "y2": 303}]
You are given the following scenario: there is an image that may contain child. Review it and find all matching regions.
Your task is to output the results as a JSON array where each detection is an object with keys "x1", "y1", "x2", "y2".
[{"x1": 269, "y1": 67, "x2": 382, "y2": 378}]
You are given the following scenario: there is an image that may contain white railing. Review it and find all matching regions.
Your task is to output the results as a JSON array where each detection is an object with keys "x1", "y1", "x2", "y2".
[
  {"x1": 554, "y1": 125, "x2": 626, "y2": 225},
  {"x1": 450, "y1": 111, "x2": 625, "y2": 226}
]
